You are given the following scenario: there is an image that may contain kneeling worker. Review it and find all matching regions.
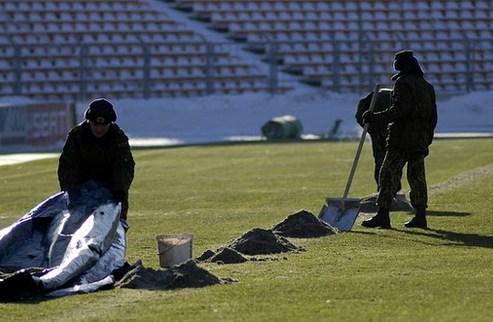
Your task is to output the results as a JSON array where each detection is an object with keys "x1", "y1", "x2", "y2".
[{"x1": 58, "y1": 98, "x2": 135, "y2": 220}]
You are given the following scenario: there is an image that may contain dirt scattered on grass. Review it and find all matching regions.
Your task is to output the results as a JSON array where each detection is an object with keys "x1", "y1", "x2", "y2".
[
  {"x1": 3, "y1": 208, "x2": 335, "y2": 297},
  {"x1": 273, "y1": 209, "x2": 337, "y2": 238},
  {"x1": 428, "y1": 164, "x2": 493, "y2": 196},
  {"x1": 114, "y1": 165, "x2": 493, "y2": 290},
  {"x1": 196, "y1": 225, "x2": 307, "y2": 264},
  {"x1": 115, "y1": 260, "x2": 235, "y2": 290},
  {"x1": 360, "y1": 164, "x2": 493, "y2": 214}
]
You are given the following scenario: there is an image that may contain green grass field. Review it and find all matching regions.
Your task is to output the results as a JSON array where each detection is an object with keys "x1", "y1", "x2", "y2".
[{"x1": 1, "y1": 138, "x2": 493, "y2": 321}]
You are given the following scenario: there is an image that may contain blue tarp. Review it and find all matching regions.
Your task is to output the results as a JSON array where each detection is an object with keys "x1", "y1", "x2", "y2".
[{"x1": 0, "y1": 181, "x2": 127, "y2": 300}]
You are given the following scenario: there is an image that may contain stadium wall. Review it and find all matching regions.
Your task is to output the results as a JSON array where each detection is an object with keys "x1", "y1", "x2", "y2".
[{"x1": 0, "y1": 101, "x2": 74, "y2": 152}]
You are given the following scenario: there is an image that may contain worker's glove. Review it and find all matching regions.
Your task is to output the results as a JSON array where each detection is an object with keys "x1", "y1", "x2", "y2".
[{"x1": 362, "y1": 110, "x2": 375, "y2": 123}]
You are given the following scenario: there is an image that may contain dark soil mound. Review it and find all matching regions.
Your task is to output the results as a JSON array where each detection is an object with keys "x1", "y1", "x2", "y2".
[
  {"x1": 195, "y1": 249, "x2": 215, "y2": 262},
  {"x1": 227, "y1": 228, "x2": 304, "y2": 255},
  {"x1": 273, "y1": 210, "x2": 337, "y2": 238},
  {"x1": 115, "y1": 265, "x2": 169, "y2": 290},
  {"x1": 360, "y1": 193, "x2": 414, "y2": 213},
  {"x1": 115, "y1": 260, "x2": 234, "y2": 290},
  {"x1": 199, "y1": 247, "x2": 248, "y2": 264},
  {"x1": 166, "y1": 260, "x2": 234, "y2": 289}
]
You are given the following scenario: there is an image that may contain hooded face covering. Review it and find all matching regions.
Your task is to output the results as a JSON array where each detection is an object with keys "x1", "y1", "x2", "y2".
[{"x1": 391, "y1": 50, "x2": 424, "y2": 81}]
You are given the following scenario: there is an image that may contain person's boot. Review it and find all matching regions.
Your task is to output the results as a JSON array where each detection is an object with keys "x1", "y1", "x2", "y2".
[
  {"x1": 404, "y1": 207, "x2": 427, "y2": 229},
  {"x1": 362, "y1": 208, "x2": 391, "y2": 229}
]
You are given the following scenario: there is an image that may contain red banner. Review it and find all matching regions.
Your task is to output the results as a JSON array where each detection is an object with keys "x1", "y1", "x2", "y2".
[{"x1": 0, "y1": 102, "x2": 74, "y2": 148}]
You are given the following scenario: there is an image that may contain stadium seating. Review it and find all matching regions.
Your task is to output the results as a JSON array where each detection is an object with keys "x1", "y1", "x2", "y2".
[
  {"x1": 173, "y1": 0, "x2": 493, "y2": 94},
  {"x1": 0, "y1": 0, "x2": 279, "y2": 100},
  {"x1": 0, "y1": 0, "x2": 492, "y2": 100}
]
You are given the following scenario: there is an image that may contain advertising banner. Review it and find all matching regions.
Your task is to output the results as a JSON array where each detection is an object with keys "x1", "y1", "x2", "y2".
[
  {"x1": 0, "y1": 102, "x2": 74, "y2": 150},
  {"x1": 0, "y1": 104, "x2": 26, "y2": 146}
]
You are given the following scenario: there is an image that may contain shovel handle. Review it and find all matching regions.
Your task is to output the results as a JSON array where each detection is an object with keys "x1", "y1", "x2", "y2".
[{"x1": 342, "y1": 83, "x2": 380, "y2": 198}]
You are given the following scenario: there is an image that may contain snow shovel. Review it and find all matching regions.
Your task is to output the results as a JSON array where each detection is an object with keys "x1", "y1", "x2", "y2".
[{"x1": 319, "y1": 83, "x2": 380, "y2": 232}]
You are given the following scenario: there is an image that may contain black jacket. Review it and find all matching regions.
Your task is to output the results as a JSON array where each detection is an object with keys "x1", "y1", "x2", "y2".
[
  {"x1": 58, "y1": 121, "x2": 135, "y2": 195},
  {"x1": 366, "y1": 74, "x2": 438, "y2": 156}
]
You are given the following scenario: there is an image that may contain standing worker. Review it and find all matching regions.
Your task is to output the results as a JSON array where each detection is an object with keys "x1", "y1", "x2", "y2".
[
  {"x1": 361, "y1": 50, "x2": 438, "y2": 229},
  {"x1": 58, "y1": 98, "x2": 135, "y2": 221}
]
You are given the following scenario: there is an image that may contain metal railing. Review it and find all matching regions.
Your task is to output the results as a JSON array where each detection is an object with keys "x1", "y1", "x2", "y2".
[{"x1": 0, "y1": 37, "x2": 490, "y2": 101}]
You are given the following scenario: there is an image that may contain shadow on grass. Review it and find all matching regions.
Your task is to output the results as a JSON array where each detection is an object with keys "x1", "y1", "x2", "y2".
[
  {"x1": 427, "y1": 210, "x2": 471, "y2": 217},
  {"x1": 347, "y1": 230, "x2": 378, "y2": 236},
  {"x1": 397, "y1": 228, "x2": 493, "y2": 249}
]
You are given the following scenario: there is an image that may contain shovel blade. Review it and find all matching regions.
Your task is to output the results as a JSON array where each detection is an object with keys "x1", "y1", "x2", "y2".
[{"x1": 319, "y1": 198, "x2": 361, "y2": 232}]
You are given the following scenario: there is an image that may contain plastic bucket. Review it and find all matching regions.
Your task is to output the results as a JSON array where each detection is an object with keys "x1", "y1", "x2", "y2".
[{"x1": 156, "y1": 234, "x2": 193, "y2": 268}]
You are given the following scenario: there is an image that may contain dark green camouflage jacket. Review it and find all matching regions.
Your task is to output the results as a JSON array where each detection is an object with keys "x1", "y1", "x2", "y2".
[
  {"x1": 57, "y1": 121, "x2": 135, "y2": 195},
  {"x1": 355, "y1": 88, "x2": 392, "y2": 135},
  {"x1": 368, "y1": 75, "x2": 438, "y2": 156},
  {"x1": 355, "y1": 89, "x2": 392, "y2": 158}
]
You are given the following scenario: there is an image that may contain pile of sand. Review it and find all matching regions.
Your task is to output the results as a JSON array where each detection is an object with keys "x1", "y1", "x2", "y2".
[
  {"x1": 119, "y1": 209, "x2": 339, "y2": 288},
  {"x1": 115, "y1": 259, "x2": 235, "y2": 290},
  {"x1": 196, "y1": 227, "x2": 303, "y2": 264},
  {"x1": 273, "y1": 210, "x2": 337, "y2": 238},
  {"x1": 228, "y1": 228, "x2": 304, "y2": 255},
  {"x1": 198, "y1": 210, "x2": 337, "y2": 265},
  {"x1": 196, "y1": 247, "x2": 249, "y2": 264}
]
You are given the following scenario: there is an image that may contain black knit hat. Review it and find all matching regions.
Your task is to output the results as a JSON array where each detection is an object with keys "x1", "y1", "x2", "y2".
[
  {"x1": 394, "y1": 50, "x2": 415, "y2": 61},
  {"x1": 393, "y1": 50, "x2": 417, "y2": 70},
  {"x1": 391, "y1": 50, "x2": 424, "y2": 80},
  {"x1": 84, "y1": 98, "x2": 117, "y2": 124}
]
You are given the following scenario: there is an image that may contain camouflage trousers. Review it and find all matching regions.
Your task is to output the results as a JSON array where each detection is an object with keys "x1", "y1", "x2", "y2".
[
  {"x1": 371, "y1": 135, "x2": 402, "y2": 193},
  {"x1": 371, "y1": 134, "x2": 386, "y2": 188},
  {"x1": 377, "y1": 151, "x2": 428, "y2": 210}
]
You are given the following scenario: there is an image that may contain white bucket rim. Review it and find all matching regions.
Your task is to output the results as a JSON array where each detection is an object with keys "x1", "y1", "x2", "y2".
[{"x1": 156, "y1": 233, "x2": 193, "y2": 256}]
